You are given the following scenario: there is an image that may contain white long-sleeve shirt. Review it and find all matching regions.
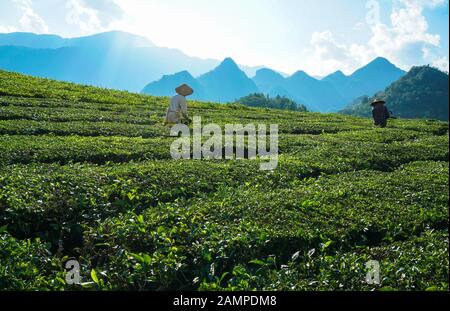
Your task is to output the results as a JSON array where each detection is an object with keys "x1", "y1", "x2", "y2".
[
  {"x1": 165, "y1": 94, "x2": 188, "y2": 123},
  {"x1": 169, "y1": 94, "x2": 187, "y2": 114}
]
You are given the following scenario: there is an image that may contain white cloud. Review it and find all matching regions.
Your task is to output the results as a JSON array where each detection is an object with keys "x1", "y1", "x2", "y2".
[
  {"x1": 368, "y1": 0, "x2": 441, "y2": 62},
  {"x1": 14, "y1": 0, "x2": 48, "y2": 33},
  {"x1": 309, "y1": 0, "x2": 447, "y2": 75},
  {"x1": 433, "y1": 56, "x2": 449, "y2": 72},
  {"x1": 65, "y1": 0, "x2": 103, "y2": 34},
  {"x1": 0, "y1": 24, "x2": 18, "y2": 33},
  {"x1": 87, "y1": 0, "x2": 124, "y2": 25},
  {"x1": 310, "y1": 30, "x2": 365, "y2": 74}
]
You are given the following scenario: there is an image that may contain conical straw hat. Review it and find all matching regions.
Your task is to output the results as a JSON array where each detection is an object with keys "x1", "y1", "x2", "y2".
[
  {"x1": 175, "y1": 84, "x2": 194, "y2": 96},
  {"x1": 370, "y1": 98, "x2": 386, "y2": 106}
]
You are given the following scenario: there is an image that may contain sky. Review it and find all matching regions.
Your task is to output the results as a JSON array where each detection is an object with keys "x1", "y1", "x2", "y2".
[{"x1": 0, "y1": 0, "x2": 448, "y2": 76}]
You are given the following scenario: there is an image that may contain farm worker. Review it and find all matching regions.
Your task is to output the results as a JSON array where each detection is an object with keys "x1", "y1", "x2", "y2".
[
  {"x1": 165, "y1": 84, "x2": 193, "y2": 125},
  {"x1": 371, "y1": 98, "x2": 390, "y2": 128}
]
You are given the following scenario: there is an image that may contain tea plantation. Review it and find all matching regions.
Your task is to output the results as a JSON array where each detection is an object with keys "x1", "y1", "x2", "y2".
[{"x1": 0, "y1": 70, "x2": 448, "y2": 291}]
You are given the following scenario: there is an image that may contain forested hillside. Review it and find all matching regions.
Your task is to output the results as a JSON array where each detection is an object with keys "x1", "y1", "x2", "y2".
[{"x1": 340, "y1": 66, "x2": 449, "y2": 121}]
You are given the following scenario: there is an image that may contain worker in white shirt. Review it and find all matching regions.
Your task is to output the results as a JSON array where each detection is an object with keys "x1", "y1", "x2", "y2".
[{"x1": 165, "y1": 84, "x2": 193, "y2": 125}]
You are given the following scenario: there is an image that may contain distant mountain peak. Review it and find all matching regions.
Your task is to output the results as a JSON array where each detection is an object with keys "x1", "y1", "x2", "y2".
[
  {"x1": 290, "y1": 70, "x2": 315, "y2": 81},
  {"x1": 254, "y1": 68, "x2": 284, "y2": 78},
  {"x1": 217, "y1": 57, "x2": 240, "y2": 70},
  {"x1": 196, "y1": 57, "x2": 258, "y2": 102},
  {"x1": 371, "y1": 56, "x2": 392, "y2": 64},
  {"x1": 0, "y1": 32, "x2": 62, "y2": 39},
  {"x1": 222, "y1": 57, "x2": 236, "y2": 64},
  {"x1": 142, "y1": 69, "x2": 205, "y2": 99},
  {"x1": 202, "y1": 57, "x2": 250, "y2": 79},
  {"x1": 93, "y1": 30, "x2": 154, "y2": 44},
  {"x1": 252, "y1": 68, "x2": 286, "y2": 94},
  {"x1": 363, "y1": 57, "x2": 401, "y2": 70},
  {"x1": 155, "y1": 70, "x2": 196, "y2": 83},
  {"x1": 70, "y1": 30, "x2": 155, "y2": 48},
  {"x1": 150, "y1": 70, "x2": 197, "y2": 84},
  {"x1": 0, "y1": 30, "x2": 156, "y2": 50},
  {"x1": 323, "y1": 70, "x2": 347, "y2": 81},
  {"x1": 253, "y1": 68, "x2": 289, "y2": 82},
  {"x1": 350, "y1": 56, "x2": 405, "y2": 80},
  {"x1": 331, "y1": 70, "x2": 346, "y2": 77},
  {"x1": 172, "y1": 70, "x2": 193, "y2": 78}
]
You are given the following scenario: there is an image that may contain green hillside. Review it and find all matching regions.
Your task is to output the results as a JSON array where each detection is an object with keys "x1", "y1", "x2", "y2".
[
  {"x1": 340, "y1": 66, "x2": 449, "y2": 121},
  {"x1": 0, "y1": 70, "x2": 448, "y2": 291}
]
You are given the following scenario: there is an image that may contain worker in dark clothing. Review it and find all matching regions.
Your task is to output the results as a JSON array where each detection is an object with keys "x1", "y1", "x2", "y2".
[{"x1": 371, "y1": 99, "x2": 390, "y2": 128}]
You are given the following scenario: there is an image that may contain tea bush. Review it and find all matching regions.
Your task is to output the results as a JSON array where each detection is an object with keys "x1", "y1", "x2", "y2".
[{"x1": 0, "y1": 70, "x2": 448, "y2": 291}]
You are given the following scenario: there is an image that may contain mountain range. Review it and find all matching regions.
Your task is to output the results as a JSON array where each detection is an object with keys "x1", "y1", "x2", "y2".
[
  {"x1": 142, "y1": 58, "x2": 259, "y2": 103},
  {"x1": 252, "y1": 57, "x2": 405, "y2": 111},
  {"x1": 1, "y1": 31, "x2": 407, "y2": 111},
  {"x1": 0, "y1": 31, "x2": 261, "y2": 92},
  {"x1": 143, "y1": 56, "x2": 406, "y2": 111}
]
